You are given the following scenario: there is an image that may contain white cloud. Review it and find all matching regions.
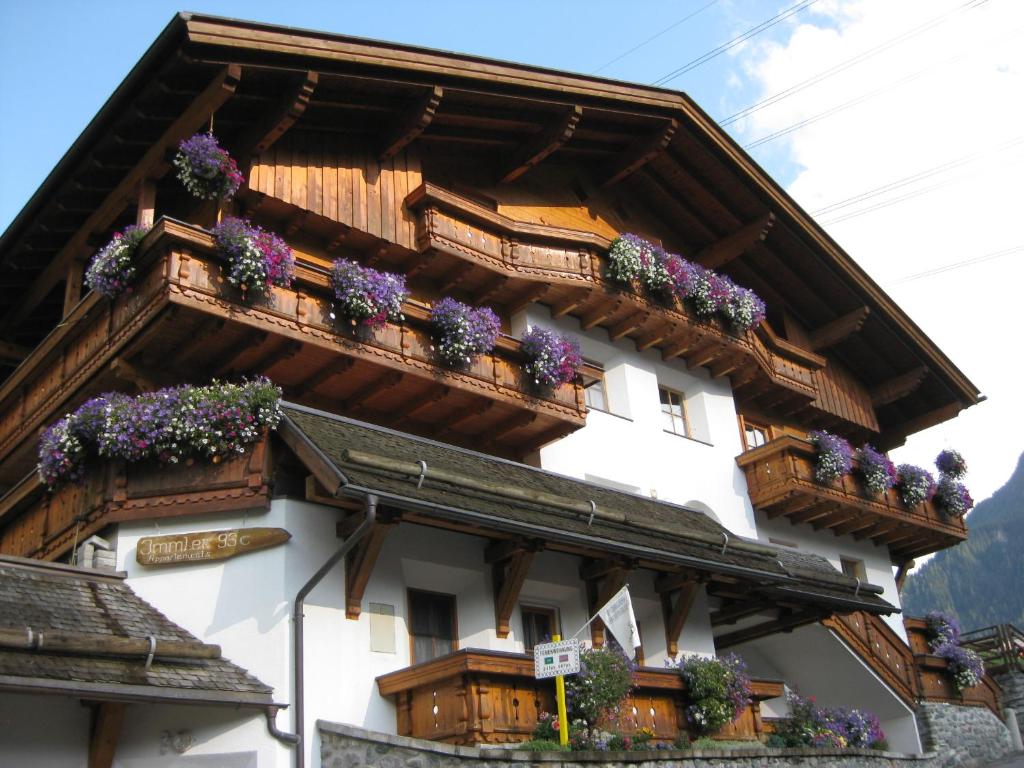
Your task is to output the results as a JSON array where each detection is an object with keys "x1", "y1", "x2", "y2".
[{"x1": 739, "y1": 0, "x2": 1024, "y2": 505}]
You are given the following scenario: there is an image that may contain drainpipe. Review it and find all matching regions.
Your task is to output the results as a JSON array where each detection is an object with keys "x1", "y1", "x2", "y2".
[
  {"x1": 292, "y1": 493, "x2": 378, "y2": 768},
  {"x1": 265, "y1": 706, "x2": 300, "y2": 745}
]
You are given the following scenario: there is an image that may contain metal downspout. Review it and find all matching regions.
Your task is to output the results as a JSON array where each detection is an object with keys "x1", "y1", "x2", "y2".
[{"x1": 293, "y1": 493, "x2": 378, "y2": 768}]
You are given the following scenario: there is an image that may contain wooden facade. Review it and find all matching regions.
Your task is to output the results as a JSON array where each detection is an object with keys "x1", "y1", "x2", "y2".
[
  {"x1": 737, "y1": 436, "x2": 968, "y2": 559},
  {"x1": 376, "y1": 648, "x2": 783, "y2": 746}
]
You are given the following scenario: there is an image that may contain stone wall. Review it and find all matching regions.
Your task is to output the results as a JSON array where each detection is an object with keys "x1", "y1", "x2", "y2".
[
  {"x1": 995, "y1": 670, "x2": 1024, "y2": 732},
  {"x1": 914, "y1": 702, "x2": 1014, "y2": 768},
  {"x1": 319, "y1": 721, "x2": 935, "y2": 768}
]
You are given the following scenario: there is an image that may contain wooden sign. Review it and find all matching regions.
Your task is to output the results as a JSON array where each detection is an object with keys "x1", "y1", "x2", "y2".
[{"x1": 136, "y1": 527, "x2": 290, "y2": 566}]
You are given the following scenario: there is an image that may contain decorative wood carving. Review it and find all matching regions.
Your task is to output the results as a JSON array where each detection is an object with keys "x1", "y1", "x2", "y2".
[
  {"x1": 499, "y1": 105, "x2": 582, "y2": 184},
  {"x1": 809, "y1": 306, "x2": 870, "y2": 351},
  {"x1": 380, "y1": 86, "x2": 443, "y2": 161},
  {"x1": 135, "y1": 527, "x2": 291, "y2": 566},
  {"x1": 870, "y1": 366, "x2": 927, "y2": 407},
  {"x1": 598, "y1": 119, "x2": 678, "y2": 189},
  {"x1": 243, "y1": 71, "x2": 319, "y2": 156}
]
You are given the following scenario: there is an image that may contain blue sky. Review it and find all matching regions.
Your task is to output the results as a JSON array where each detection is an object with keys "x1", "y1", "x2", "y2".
[{"x1": 2, "y1": 1, "x2": 1021, "y2": 506}]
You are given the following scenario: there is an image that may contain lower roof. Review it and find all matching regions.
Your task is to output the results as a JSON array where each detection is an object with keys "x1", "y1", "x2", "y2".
[{"x1": 279, "y1": 403, "x2": 895, "y2": 616}]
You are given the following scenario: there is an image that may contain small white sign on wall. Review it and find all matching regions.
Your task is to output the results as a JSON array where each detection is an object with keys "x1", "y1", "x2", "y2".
[{"x1": 534, "y1": 639, "x2": 580, "y2": 679}]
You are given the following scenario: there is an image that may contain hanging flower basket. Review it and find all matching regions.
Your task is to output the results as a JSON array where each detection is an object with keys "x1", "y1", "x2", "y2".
[
  {"x1": 808, "y1": 430, "x2": 853, "y2": 484},
  {"x1": 211, "y1": 217, "x2": 295, "y2": 295},
  {"x1": 935, "y1": 449, "x2": 968, "y2": 479},
  {"x1": 896, "y1": 464, "x2": 936, "y2": 507},
  {"x1": 429, "y1": 297, "x2": 500, "y2": 368},
  {"x1": 329, "y1": 258, "x2": 408, "y2": 330},
  {"x1": 520, "y1": 326, "x2": 582, "y2": 389},
  {"x1": 855, "y1": 444, "x2": 898, "y2": 496},
  {"x1": 934, "y1": 475, "x2": 974, "y2": 517},
  {"x1": 173, "y1": 133, "x2": 244, "y2": 201},
  {"x1": 925, "y1": 611, "x2": 984, "y2": 692},
  {"x1": 37, "y1": 378, "x2": 282, "y2": 490},
  {"x1": 84, "y1": 225, "x2": 150, "y2": 299}
]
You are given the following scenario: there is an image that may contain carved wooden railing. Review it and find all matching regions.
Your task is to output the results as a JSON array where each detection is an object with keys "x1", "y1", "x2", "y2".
[
  {"x1": 905, "y1": 618, "x2": 1002, "y2": 717},
  {"x1": 737, "y1": 436, "x2": 967, "y2": 560},
  {"x1": 0, "y1": 218, "x2": 586, "y2": 485},
  {"x1": 376, "y1": 648, "x2": 783, "y2": 746},
  {"x1": 824, "y1": 612, "x2": 919, "y2": 706},
  {"x1": 0, "y1": 433, "x2": 271, "y2": 561}
]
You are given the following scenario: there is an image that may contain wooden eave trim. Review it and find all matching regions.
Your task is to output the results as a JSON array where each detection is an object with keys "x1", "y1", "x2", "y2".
[
  {"x1": 0, "y1": 675, "x2": 275, "y2": 708},
  {"x1": 406, "y1": 182, "x2": 611, "y2": 248}
]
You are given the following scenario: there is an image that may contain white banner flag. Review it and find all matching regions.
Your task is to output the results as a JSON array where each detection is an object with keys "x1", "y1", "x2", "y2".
[{"x1": 597, "y1": 586, "x2": 642, "y2": 658}]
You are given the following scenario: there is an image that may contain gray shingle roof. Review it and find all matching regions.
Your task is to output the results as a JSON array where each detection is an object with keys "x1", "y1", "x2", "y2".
[
  {"x1": 280, "y1": 403, "x2": 894, "y2": 615},
  {"x1": 0, "y1": 556, "x2": 274, "y2": 705}
]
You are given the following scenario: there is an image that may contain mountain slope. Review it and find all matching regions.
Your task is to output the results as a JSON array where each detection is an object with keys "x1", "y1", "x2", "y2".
[{"x1": 901, "y1": 451, "x2": 1024, "y2": 628}]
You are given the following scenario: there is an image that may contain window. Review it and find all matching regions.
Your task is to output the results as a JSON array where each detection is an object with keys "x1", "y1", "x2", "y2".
[
  {"x1": 584, "y1": 376, "x2": 609, "y2": 412},
  {"x1": 521, "y1": 605, "x2": 558, "y2": 651},
  {"x1": 840, "y1": 557, "x2": 867, "y2": 581},
  {"x1": 408, "y1": 590, "x2": 457, "y2": 663},
  {"x1": 659, "y1": 386, "x2": 690, "y2": 437},
  {"x1": 738, "y1": 415, "x2": 769, "y2": 450}
]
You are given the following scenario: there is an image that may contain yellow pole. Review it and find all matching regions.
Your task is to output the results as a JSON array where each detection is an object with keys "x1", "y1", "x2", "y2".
[{"x1": 552, "y1": 634, "x2": 570, "y2": 747}]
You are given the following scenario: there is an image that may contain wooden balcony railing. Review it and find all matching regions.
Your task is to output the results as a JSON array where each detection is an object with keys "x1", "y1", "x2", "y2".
[
  {"x1": 376, "y1": 648, "x2": 783, "y2": 746},
  {"x1": 737, "y1": 436, "x2": 967, "y2": 560},
  {"x1": 905, "y1": 618, "x2": 1002, "y2": 717},
  {"x1": 823, "y1": 612, "x2": 919, "y2": 706},
  {"x1": 961, "y1": 623, "x2": 1024, "y2": 675},
  {"x1": 0, "y1": 218, "x2": 587, "y2": 486},
  {"x1": 0, "y1": 433, "x2": 271, "y2": 561}
]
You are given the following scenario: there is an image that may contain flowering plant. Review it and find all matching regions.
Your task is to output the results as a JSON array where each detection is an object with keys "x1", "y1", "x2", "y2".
[
  {"x1": 925, "y1": 611, "x2": 962, "y2": 649},
  {"x1": 429, "y1": 297, "x2": 500, "y2": 367},
  {"x1": 935, "y1": 449, "x2": 968, "y2": 478},
  {"x1": 173, "y1": 133, "x2": 243, "y2": 201},
  {"x1": 808, "y1": 430, "x2": 854, "y2": 484},
  {"x1": 856, "y1": 444, "x2": 898, "y2": 495},
  {"x1": 564, "y1": 645, "x2": 635, "y2": 729},
  {"x1": 520, "y1": 326, "x2": 582, "y2": 388},
  {"x1": 37, "y1": 378, "x2": 281, "y2": 490},
  {"x1": 329, "y1": 259, "x2": 408, "y2": 329},
  {"x1": 896, "y1": 464, "x2": 936, "y2": 507},
  {"x1": 84, "y1": 225, "x2": 150, "y2": 299},
  {"x1": 774, "y1": 692, "x2": 885, "y2": 749},
  {"x1": 212, "y1": 217, "x2": 294, "y2": 294},
  {"x1": 934, "y1": 475, "x2": 974, "y2": 517},
  {"x1": 531, "y1": 711, "x2": 560, "y2": 741},
  {"x1": 607, "y1": 233, "x2": 766, "y2": 333},
  {"x1": 670, "y1": 653, "x2": 751, "y2": 735},
  {"x1": 925, "y1": 611, "x2": 983, "y2": 692}
]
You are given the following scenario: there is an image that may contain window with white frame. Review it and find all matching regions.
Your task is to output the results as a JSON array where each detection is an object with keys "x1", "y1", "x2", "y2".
[{"x1": 659, "y1": 385, "x2": 690, "y2": 437}]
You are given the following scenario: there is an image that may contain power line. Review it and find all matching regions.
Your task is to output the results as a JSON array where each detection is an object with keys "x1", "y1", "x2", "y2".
[
  {"x1": 888, "y1": 244, "x2": 1024, "y2": 285},
  {"x1": 652, "y1": 0, "x2": 820, "y2": 86},
  {"x1": 720, "y1": 0, "x2": 988, "y2": 127},
  {"x1": 592, "y1": 0, "x2": 720, "y2": 75}
]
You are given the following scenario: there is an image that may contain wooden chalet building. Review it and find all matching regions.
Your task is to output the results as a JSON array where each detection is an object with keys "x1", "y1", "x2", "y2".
[{"x1": 0, "y1": 13, "x2": 996, "y2": 767}]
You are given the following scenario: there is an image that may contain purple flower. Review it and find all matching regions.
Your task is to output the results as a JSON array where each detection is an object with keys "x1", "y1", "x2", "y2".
[
  {"x1": 429, "y1": 297, "x2": 500, "y2": 367},
  {"x1": 212, "y1": 217, "x2": 294, "y2": 294},
  {"x1": 720, "y1": 285, "x2": 767, "y2": 333},
  {"x1": 520, "y1": 326, "x2": 582, "y2": 388},
  {"x1": 329, "y1": 259, "x2": 408, "y2": 329},
  {"x1": 896, "y1": 464, "x2": 936, "y2": 507},
  {"x1": 934, "y1": 642, "x2": 984, "y2": 692},
  {"x1": 669, "y1": 652, "x2": 752, "y2": 735},
  {"x1": 173, "y1": 133, "x2": 243, "y2": 201},
  {"x1": 809, "y1": 430, "x2": 854, "y2": 484},
  {"x1": 925, "y1": 610, "x2": 962, "y2": 648},
  {"x1": 84, "y1": 225, "x2": 150, "y2": 299},
  {"x1": 935, "y1": 449, "x2": 968, "y2": 479},
  {"x1": 934, "y1": 475, "x2": 974, "y2": 517},
  {"x1": 856, "y1": 444, "x2": 898, "y2": 495}
]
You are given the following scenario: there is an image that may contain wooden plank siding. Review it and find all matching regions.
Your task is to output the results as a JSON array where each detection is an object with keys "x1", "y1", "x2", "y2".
[
  {"x1": 249, "y1": 132, "x2": 421, "y2": 250},
  {"x1": 811, "y1": 356, "x2": 878, "y2": 433}
]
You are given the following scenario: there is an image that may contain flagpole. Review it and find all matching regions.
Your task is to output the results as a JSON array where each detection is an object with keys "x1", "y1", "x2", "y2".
[{"x1": 552, "y1": 633, "x2": 570, "y2": 748}]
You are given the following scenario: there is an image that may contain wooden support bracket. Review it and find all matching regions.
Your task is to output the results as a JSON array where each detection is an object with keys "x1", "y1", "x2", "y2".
[
  {"x1": 243, "y1": 71, "x2": 319, "y2": 157},
  {"x1": 504, "y1": 284, "x2": 551, "y2": 316},
  {"x1": 809, "y1": 306, "x2": 870, "y2": 351},
  {"x1": 582, "y1": 558, "x2": 635, "y2": 647},
  {"x1": 500, "y1": 105, "x2": 582, "y2": 184},
  {"x1": 380, "y1": 85, "x2": 444, "y2": 161},
  {"x1": 598, "y1": 119, "x2": 678, "y2": 189},
  {"x1": 870, "y1": 366, "x2": 928, "y2": 407},
  {"x1": 346, "y1": 516, "x2": 399, "y2": 618},
  {"x1": 660, "y1": 579, "x2": 698, "y2": 655},
  {"x1": 696, "y1": 213, "x2": 775, "y2": 270},
  {"x1": 488, "y1": 539, "x2": 543, "y2": 638},
  {"x1": 88, "y1": 702, "x2": 125, "y2": 768}
]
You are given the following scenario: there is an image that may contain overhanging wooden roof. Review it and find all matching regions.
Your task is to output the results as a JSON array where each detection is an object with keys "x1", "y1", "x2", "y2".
[{"x1": 0, "y1": 12, "x2": 981, "y2": 445}]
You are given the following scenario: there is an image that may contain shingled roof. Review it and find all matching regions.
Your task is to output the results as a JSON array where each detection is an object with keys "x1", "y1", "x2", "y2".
[
  {"x1": 279, "y1": 403, "x2": 895, "y2": 616},
  {"x1": 0, "y1": 555, "x2": 274, "y2": 706}
]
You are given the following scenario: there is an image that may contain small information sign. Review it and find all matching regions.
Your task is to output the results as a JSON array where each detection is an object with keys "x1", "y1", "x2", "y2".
[{"x1": 533, "y1": 638, "x2": 580, "y2": 680}]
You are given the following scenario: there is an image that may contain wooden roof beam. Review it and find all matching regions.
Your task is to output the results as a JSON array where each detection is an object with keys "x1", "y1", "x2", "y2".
[
  {"x1": 878, "y1": 401, "x2": 963, "y2": 450},
  {"x1": 343, "y1": 371, "x2": 404, "y2": 411},
  {"x1": 580, "y1": 299, "x2": 622, "y2": 331},
  {"x1": 696, "y1": 213, "x2": 776, "y2": 270},
  {"x1": 499, "y1": 105, "x2": 582, "y2": 184},
  {"x1": 399, "y1": 385, "x2": 452, "y2": 421},
  {"x1": 438, "y1": 262, "x2": 475, "y2": 294},
  {"x1": 489, "y1": 539, "x2": 543, "y2": 637},
  {"x1": 88, "y1": 701, "x2": 125, "y2": 768},
  {"x1": 0, "y1": 340, "x2": 30, "y2": 363},
  {"x1": 809, "y1": 306, "x2": 871, "y2": 352},
  {"x1": 293, "y1": 357, "x2": 355, "y2": 397},
  {"x1": 550, "y1": 287, "x2": 590, "y2": 319},
  {"x1": 346, "y1": 516, "x2": 399, "y2": 618},
  {"x1": 504, "y1": 284, "x2": 551, "y2": 316},
  {"x1": 608, "y1": 310, "x2": 648, "y2": 341},
  {"x1": 661, "y1": 579, "x2": 699, "y2": 655},
  {"x1": 240, "y1": 71, "x2": 318, "y2": 157},
  {"x1": 871, "y1": 366, "x2": 928, "y2": 407},
  {"x1": 439, "y1": 400, "x2": 494, "y2": 439},
  {"x1": 715, "y1": 609, "x2": 825, "y2": 649},
  {"x1": 597, "y1": 119, "x2": 678, "y2": 189},
  {"x1": 0, "y1": 65, "x2": 242, "y2": 333},
  {"x1": 710, "y1": 600, "x2": 771, "y2": 627},
  {"x1": 379, "y1": 85, "x2": 443, "y2": 161},
  {"x1": 475, "y1": 275, "x2": 510, "y2": 305}
]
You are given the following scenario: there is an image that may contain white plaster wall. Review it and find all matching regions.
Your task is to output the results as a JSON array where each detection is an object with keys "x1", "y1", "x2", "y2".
[
  {"x1": 517, "y1": 306, "x2": 758, "y2": 540},
  {"x1": 753, "y1": 512, "x2": 907, "y2": 641},
  {"x1": 0, "y1": 693, "x2": 88, "y2": 768}
]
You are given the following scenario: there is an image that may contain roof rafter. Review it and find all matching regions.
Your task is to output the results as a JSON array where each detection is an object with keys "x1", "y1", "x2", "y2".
[
  {"x1": 499, "y1": 105, "x2": 582, "y2": 184},
  {"x1": 379, "y1": 85, "x2": 443, "y2": 161},
  {"x1": 696, "y1": 213, "x2": 776, "y2": 270}
]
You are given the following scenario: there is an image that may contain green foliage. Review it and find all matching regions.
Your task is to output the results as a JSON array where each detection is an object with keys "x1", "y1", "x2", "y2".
[
  {"x1": 903, "y1": 451, "x2": 1024, "y2": 627},
  {"x1": 564, "y1": 645, "x2": 635, "y2": 728},
  {"x1": 673, "y1": 732, "x2": 691, "y2": 749},
  {"x1": 518, "y1": 739, "x2": 566, "y2": 752},
  {"x1": 672, "y1": 653, "x2": 751, "y2": 735},
  {"x1": 765, "y1": 734, "x2": 787, "y2": 748},
  {"x1": 531, "y1": 712, "x2": 559, "y2": 742}
]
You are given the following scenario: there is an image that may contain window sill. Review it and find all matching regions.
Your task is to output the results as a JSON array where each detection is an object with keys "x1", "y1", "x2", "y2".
[
  {"x1": 586, "y1": 406, "x2": 633, "y2": 422},
  {"x1": 662, "y1": 429, "x2": 714, "y2": 448}
]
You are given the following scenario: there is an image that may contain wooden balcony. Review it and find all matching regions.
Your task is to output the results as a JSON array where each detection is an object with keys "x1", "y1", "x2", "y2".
[
  {"x1": 0, "y1": 218, "x2": 586, "y2": 487},
  {"x1": 905, "y1": 618, "x2": 1002, "y2": 717},
  {"x1": 0, "y1": 433, "x2": 271, "y2": 561},
  {"x1": 376, "y1": 648, "x2": 783, "y2": 746},
  {"x1": 823, "y1": 612, "x2": 918, "y2": 706},
  {"x1": 737, "y1": 436, "x2": 967, "y2": 560}
]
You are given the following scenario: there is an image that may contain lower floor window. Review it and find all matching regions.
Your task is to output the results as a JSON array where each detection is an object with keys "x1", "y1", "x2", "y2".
[
  {"x1": 521, "y1": 605, "x2": 558, "y2": 651},
  {"x1": 409, "y1": 589, "x2": 457, "y2": 663}
]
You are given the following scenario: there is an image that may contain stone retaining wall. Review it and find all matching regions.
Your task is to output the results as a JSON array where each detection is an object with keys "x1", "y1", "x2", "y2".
[
  {"x1": 319, "y1": 721, "x2": 935, "y2": 768},
  {"x1": 914, "y1": 701, "x2": 1014, "y2": 768},
  {"x1": 995, "y1": 670, "x2": 1024, "y2": 732}
]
